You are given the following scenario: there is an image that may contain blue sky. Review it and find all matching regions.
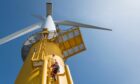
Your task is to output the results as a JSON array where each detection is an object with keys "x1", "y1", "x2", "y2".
[{"x1": 0, "y1": 0, "x2": 140, "y2": 84}]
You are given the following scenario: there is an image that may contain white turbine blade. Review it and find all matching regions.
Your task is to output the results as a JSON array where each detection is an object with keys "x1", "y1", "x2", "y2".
[
  {"x1": 55, "y1": 20, "x2": 112, "y2": 31},
  {"x1": 32, "y1": 14, "x2": 45, "y2": 21},
  {"x1": 0, "y1": 23, "x2": 42, "y2": 45}
]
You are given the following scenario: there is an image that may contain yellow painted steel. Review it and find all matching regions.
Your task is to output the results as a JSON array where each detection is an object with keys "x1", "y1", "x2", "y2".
[
  {"x1": 56, "y1": 27, "x2": 86, "y2": 60},
  {"x1": 15, "y1": 33, "x2": 73, "y2": 84}
]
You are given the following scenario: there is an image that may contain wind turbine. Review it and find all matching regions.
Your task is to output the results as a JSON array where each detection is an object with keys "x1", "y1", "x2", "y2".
[{"x1": 0, "y1": 0, "x2": 112, "y2": 84}]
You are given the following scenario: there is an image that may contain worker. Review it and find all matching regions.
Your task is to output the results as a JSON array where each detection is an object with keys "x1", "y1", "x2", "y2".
[{"x1": 51, "y1": 60, "x2": 60, "y2": 81}]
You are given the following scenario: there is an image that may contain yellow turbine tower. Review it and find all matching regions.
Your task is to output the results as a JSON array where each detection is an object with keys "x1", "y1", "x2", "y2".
[{"x1": 0, "y1": 0, "x2": 112, "y2": 84}]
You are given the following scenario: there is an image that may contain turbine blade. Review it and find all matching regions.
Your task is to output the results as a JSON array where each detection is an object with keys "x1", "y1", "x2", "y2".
[
  {"x1": 0, "y1": 23, "x2": 42, "y2": 45},
  {"x1": 55, "y1": 20, "x2": 112, "y2": 31},
  {"x1": 32, "y1": 14, "x2": 45, "y2": 21}
]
